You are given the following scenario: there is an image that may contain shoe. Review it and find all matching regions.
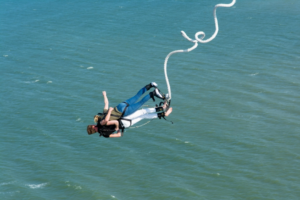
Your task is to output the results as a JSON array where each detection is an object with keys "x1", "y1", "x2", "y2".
[
  {"x1": 145, "y1": 82, "x2": 158, "y2": 91},
  {"x1": 154, "y1": 88, "x2": 165, "y2": 100},
  {"x1": 151, "y1": 82, "x2": 158, "y2": 88},
  {"x1": 149, "y1": 88, "x2": 165, "y2": 102}
]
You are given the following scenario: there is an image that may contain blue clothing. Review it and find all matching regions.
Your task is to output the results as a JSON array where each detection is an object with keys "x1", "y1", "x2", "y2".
[{"x1": 116, "y1": 86, "x2": 151, "y2": 116}]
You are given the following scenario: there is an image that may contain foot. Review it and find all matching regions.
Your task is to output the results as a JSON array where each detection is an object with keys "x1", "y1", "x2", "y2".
[
  {"x1": 154, "y1": 88, "x2": 165, "y2": 99},
  {"x1": 165, "y1": 107, "x2": 173, "y2": 117},
  {"x1": 145, "y1": 82, "x2": 158, "y2": 90},
  {"x1": 151, "y1": 82, "x2": 158, "y2": 88}
]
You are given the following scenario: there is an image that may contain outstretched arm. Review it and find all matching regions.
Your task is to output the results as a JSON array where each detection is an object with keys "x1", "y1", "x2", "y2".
[
  {"x1": 109, "y1": 130, "x2": 123, "y2": 138},
  {"x1": 102, "y1": 91, "x2": 109, "y2": 110}
]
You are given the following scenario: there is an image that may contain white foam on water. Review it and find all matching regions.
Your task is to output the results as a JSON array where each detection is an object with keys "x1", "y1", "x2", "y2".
[
  {"x1": 3, "y1": 55, "x2": 8, "y2": 57},
  {"x1": 0, "y1": 181, "x2": 15, "y2": 186},
  {"x1": 76, "y1": 118, "x2": 81, "y2": 121},
  {"x1": 24, "y1": 80, "x2": 39, "y2": 83},
  {"x1": 47, "y1": 81, "x2": 52, "y2": 84},
  {"x1": 250, "y1": 73, "x2": 259, "y2": 76},
  {"x1": 185, "y1": 141, "x2": 189, "y2": 144},
  {"x1": 75, "y1": 185, "x2": 82, "y2": 190},
  {"x1": 217, "y1": 173, "x2": 220, "y2": 176},
  {"x1": 87, "y1": 66, "x2": 93, "y2": 70},
  {"x1": 65, "y1": 181, "x2": 71, "y2": 187},
  {"x1": 111, "y1": 195, "x2": 116, "y2": 198},
  {"x1": 26, "y1": 183, "x2": 47, "y2": 189}
]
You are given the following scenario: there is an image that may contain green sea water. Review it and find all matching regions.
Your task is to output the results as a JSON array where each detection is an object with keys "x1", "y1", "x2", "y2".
[{"x1": 1, "y1": 0, "x2": 300, "y2": 199}]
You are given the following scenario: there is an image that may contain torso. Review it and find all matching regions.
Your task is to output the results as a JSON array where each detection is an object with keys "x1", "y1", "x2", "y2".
[{"x1": 102, "y1": 107, "x2": 122, "y2": 121}]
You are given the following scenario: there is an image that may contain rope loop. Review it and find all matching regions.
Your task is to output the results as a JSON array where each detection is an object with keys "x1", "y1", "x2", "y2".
[{"x1": 164, "y1": 0, "x2": 236, "y2": 100}]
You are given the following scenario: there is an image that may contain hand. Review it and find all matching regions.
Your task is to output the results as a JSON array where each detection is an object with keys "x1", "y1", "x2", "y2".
[
  {"x1": 102, "y1": 91, "x2": 106, "y2": 96},
  {"x1": 109, "y1": 107, "x2": 114, "y2": 111}
]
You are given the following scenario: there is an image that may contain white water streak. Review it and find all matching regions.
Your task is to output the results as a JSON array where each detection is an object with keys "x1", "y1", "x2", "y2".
[{"x1": 26, "y1": 183, "x2": 47, "y2": 189}]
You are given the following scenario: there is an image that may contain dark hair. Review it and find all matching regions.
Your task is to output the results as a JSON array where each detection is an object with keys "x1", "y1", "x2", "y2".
[{"x1": 87, "y1": 125, "x2": 97, "y2": 135}]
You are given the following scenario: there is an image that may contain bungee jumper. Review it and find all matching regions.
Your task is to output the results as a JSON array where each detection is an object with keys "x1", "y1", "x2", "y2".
[{"x1": 87, "y1": 82, "x2": 173, "y2": 138}]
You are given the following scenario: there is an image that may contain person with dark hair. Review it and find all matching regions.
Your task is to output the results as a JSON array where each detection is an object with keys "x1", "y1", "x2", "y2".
[{"x1": 87, "y1": 82, "x2": 172, "y2": 138}]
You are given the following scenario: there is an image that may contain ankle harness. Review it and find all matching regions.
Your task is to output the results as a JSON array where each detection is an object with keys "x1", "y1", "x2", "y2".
[{"x1": 156, "y1": 100, "x2": 173, "y2": 124}]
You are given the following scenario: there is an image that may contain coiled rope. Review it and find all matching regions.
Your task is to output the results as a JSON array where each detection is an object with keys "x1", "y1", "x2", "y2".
[{"x1": 164, "y1": 0, "x2": 236, "y2": 101}]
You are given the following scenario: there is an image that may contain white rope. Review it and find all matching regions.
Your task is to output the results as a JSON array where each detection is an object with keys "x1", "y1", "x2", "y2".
[
  {"x1": 164, "y1": 0, "x2": 236, "y2": 100},
  {"x1": 128, "y1": 120, "x2": 153, "y2": 129}
]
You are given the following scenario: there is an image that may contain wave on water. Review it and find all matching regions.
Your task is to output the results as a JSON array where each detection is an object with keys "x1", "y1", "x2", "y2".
[
  {"x1": 176, "y1": 138, "x2": 192, "y2": 145},
  {"x1": 87, "y1": 66, "x2": 93, "y2": 70},
  {"x1": 24, "y1": 80, "x2": 39, "y2": 84},
  {"x1": 0, "y1": 181, "x2": 15, "y2": 186},
  {"x1": 24, "y1": 80, "x2": 52, "y2": 84},
  {"x1": 65, "y1": 181, "x2": 82, "y2": 190},
  {"x1": 26, "y1": 183, "x2": 47, "y2": 189},
  {"x1": 74, "y1": 186, "x2": 82, "y2": 190}
]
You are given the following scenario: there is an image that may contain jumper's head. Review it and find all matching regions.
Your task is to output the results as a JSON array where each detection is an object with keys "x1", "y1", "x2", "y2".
[{"x1": 87, "y1": 125, "x2": 97, "y2": 135}]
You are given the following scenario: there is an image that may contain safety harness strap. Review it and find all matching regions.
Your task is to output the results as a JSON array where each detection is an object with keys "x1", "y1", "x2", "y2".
[{"x1": 121, "y1": 102, "x2": 129, "y2": 117}]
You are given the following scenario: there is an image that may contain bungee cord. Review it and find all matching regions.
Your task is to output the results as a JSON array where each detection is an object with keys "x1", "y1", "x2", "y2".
[{"x1": 164, "y1": 0, "x2": 236, "y2": 101}]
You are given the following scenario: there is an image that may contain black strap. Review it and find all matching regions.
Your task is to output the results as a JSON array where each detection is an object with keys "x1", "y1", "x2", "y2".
[
  {"x1": 98, "y1": 112, "x2": 120, "y2": 118},
  {"x1": 157, "y1": 112, "x2": 173, "y2": 124},
  {"x1": 121, "y1": 102, "x2": 130, "y2": 117},
  {"x1": 118, "y1": 119, "x2": 125, "y2": 133},
  {"x1": 118, "y1": 102, "x2": 130, "y2": 133}
]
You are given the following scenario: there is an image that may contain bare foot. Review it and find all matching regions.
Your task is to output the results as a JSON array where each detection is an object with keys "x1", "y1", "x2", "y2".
[{"x1": 165, "y1": 107, "x2": 173, "y2": 117}]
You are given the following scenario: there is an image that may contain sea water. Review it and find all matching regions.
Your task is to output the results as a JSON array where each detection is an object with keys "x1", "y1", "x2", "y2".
[{"x1": 1, "y1": 0, "x2": 300, "y2": 199}]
